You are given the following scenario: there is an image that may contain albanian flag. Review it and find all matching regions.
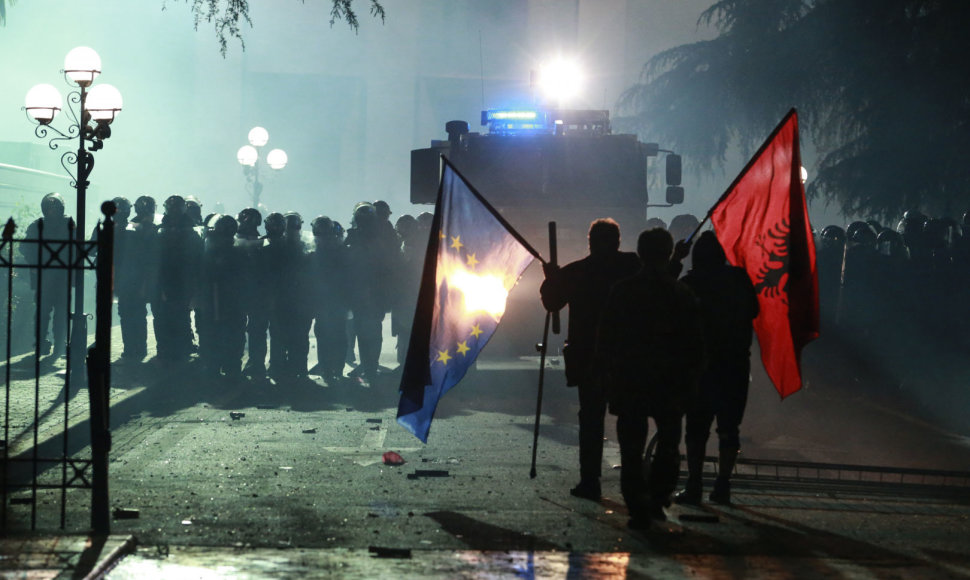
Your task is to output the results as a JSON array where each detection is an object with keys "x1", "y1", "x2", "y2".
[
  {"x1": 397, "y1": 158, "x2": 539, "y2": 442},
  {"x1": 710, "y1": 108, "x2": 819, "y2": 398}
]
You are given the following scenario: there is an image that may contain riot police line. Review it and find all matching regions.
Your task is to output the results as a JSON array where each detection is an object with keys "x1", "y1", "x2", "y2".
[{"x1": 20, "y1": 193, "x2": 434, "y2": 387}]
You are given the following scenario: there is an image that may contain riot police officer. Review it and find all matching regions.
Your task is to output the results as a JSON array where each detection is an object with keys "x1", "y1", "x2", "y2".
[
  {"x1": 235, "y1": 208, "x2": 266, "y2": 379},
  {"x1": 153, "y1": 195, "x2": 203, "y2": 362},
  {"x1": 309, "y1": 216, "x2": 350, "y2": 384},
  {"x1": 345, "y1": 202, "x2": 393, "y2": 383},
  {"x1": 117, "y1": 196, "x2": 159, "y2": 361},
  {"x1": 22, "y1": 193, "x2": 73, "y2": 357},
  {"x1": 272, "y1": 212, "x2": 313, "y2": 382},
  {"x1": 197, "y1": 214, "x2": 246, "y2": 379}
]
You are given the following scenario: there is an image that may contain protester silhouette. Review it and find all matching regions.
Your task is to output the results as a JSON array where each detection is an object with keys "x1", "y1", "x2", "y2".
[
  {"x1": 674, "y1": 231, "x2": 758, "y2": 506},
  {"x1": 539, "y1": 218, "x2": 641, "y2": 501},
  {"x1": 596, "y1": 227, "x2": 705, "y2": 528}
]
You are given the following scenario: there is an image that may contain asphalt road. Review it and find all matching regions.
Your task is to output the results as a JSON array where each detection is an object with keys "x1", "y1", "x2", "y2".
[{"x1": 4, "y1": 317, "x2": 970, "y2": 578}]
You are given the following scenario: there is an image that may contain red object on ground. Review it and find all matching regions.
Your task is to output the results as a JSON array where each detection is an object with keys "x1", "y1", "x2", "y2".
[{"x1": 382, "y1": 451, "x2": 406, "y2": 466}]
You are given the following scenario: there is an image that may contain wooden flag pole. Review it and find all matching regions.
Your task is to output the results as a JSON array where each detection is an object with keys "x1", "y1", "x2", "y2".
[{"x1": 530, "y1": 222, "x2": 558, "y2": 478}]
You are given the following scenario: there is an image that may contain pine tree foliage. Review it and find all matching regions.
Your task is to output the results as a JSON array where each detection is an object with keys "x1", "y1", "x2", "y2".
[{"x1": 617, "y1": 0, "x2": 970, "y2": 220}]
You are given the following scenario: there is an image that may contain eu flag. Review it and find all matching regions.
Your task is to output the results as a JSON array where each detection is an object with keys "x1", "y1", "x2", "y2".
[{"x1": 397, "y1": 159, "x2": 539, "y2": 442}]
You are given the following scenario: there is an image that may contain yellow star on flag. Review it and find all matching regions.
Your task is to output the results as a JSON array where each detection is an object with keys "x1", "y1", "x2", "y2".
[
  {"x1": 465, "y1": 253, "x2": 479, "y2": 268},
  {"x1": 436, "y1": 349, "x2": 452, "y2": 365},
  {"x1": 450, "y1": 235, "x2": 463, "y2": 251},
  {"x1": 456, "y1": 341, "x2": 470, "y2": 356},
  {"x1": 469, "y1": 323, "x2": 483, "y2": 339}
]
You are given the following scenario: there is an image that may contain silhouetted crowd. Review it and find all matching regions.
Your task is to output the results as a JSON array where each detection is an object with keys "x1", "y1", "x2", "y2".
[{"x1": 104, "y1": 194, "x2": 431, "y2": 386}]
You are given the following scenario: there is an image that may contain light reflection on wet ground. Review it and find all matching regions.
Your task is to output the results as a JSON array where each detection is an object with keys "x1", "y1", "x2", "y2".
[{"x1": 107, "y1": 548, "x2": 651, "y2": 579}]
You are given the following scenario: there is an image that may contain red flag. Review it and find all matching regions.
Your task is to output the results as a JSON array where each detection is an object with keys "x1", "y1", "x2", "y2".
[{"x1": 710, "y1": 109, "x2": 819, "y2": 398}]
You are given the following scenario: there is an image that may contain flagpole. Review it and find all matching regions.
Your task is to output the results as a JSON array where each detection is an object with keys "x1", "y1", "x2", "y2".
[
  {"x1": 529, "y1": 310, "x2": 551, "y2": 479},
  {"x1": 530, "y1": 221, "x2": 559, "y2": 478},
  {"x1": 685, "y1": 108, "x2": 799, "y2": 243}
]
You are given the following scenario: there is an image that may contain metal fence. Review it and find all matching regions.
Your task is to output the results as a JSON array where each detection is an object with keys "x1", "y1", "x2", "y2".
[{"x1": 1, "y1": 203, "x2": 115, "y2": 533}]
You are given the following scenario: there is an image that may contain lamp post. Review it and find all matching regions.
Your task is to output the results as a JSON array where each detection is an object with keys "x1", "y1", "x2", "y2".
[
  {"x1": 237, "y1": 126, "x2": 287, "y2": 208},
  {"x1": 24, "y1": 46, "x2": 121, "y2": 534},
  {"x1": 24, "y1": 46, "x2": 123, "y2": 382}
]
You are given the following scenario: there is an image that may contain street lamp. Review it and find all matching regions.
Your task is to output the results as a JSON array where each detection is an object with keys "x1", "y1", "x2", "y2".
[
  {"x1": 237, "y1": 126, "x2": 286, "y2": 208},
  {"x1": 24, "y1": 46, "x2": 123, "y2": 382}
]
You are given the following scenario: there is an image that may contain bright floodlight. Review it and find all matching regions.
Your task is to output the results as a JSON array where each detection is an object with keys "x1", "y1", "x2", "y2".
[
  {"x1": 85, "y1": 84, "x2": 123, "y2": 123},
  {"x1": 25, "y1": 83, "x2": 63, "y2": 124},
  {"x1": 538, "y1": 58, "x2": 583, "y2": 103},
  {"x1": 64, "y1": 46, "x2": 102, "y2": 87},
  {"x1": 266, "y1": 149, "x2": 288, "y2": 170},
  {"x1": 800, "y1": 166, "x2": 808, "y2": 184},
  {"x1": 248, "y1": 127, "x2": 269, "y2": 147},
  {"x1": 237, "y1": 145, "x2": 258, "y2": 167}
]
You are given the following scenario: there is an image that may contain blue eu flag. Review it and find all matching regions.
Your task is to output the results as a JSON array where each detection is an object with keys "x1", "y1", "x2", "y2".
[{"x1": 397, "y1": 159, "x2": 539, "y2": 442}]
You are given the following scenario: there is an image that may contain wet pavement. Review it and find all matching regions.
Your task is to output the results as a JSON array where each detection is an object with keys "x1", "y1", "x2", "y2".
[{"x1": 3, "y1": 319, "x2": 970, "y2": 578}]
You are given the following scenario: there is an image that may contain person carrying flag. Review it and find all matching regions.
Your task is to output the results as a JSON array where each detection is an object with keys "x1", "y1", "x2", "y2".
[
  {"x1": 675, "y1": 231, "x2": 759, "y2": 506},
  {"x1": 597, "y1": 227, "x2": 706, "y2": 528},
  {"x1": 539, "y1": 218, "x2": 641, "y2": 501}
]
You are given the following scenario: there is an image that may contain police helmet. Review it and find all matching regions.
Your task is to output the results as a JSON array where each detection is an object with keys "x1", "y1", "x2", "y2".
[
  {"x1": 41, "y1": 193, "x2": 65, "y2": 219},
  {"x1": 352, "y1": 202, "x2": 376, "y2": 228},
  {"x1": 311, "y1": 216, "x2": 333, "y2": 238},
  {"x1": 134, "y1": 195, "x2": 156, "y2": 218},
  {"x1": 820, "y1": 225, "x2": 845, "y2": 243},
  {"x1": 876, "y1": 229, "x2": 907, "y2": 258},
  {"x1": 212, "y1": 214, "x2": 238, "y2": 239},
  {"x1": 284, "y1": 211, "x2": 303, "y2": 232},
  {"x1": 846, "y1": 221, "x2": 876, "y2": 246},
  {"x1": 112, "y1": 196, "x2": 132, "y2": 218},
  {"x1": 374, "y1": 200, "x2": 391, "y2": 220},
  {"x1": 264, "y1": 212, "x2": 286, "y2": 238},
  {"x1": 395, "y1": 214, "x2": 417, "y2": 238},
  {"x1": 164, "y1": 195, "x2": 186, "y2": 216},
  {"x1": 237, "y1": 207, "x2": 262, "y2": 228}
]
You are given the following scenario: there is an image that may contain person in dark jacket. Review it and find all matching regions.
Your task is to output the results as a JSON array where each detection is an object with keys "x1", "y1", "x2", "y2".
[
  {"x1": 273, "y1": 212, "x2": 313, "y2": 382},
  {"x1": 344, "y1": 203, "x2": 395, "y2": 384},
  {"x1": 117, "y1": 196, "x2": 159, "y2": 361},
  {"x1": 674, "y1": 231, "x2": 758, "y2": 505},
  {"x1": 153, "y1": 195, "x2": 203, "y2": 363},
  {"x1": 597, "y1": 227, "x2": 705, "y2": 528},
  {"x1": 309, "y1": 216, "x2": 350, "y2": 385},
  {"x1": 197, "y1": 214, "x2": 247, "y2": 379},
  {"x1": 21, "y1": 193, "x2": 73, "y2": 357},
  {"x1": 539, "y1": 218, "x2": 641, "y2": 501}
]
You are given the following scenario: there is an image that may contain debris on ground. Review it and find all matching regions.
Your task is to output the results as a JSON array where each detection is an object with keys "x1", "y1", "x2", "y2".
[
  {"x1": 406, "y1": 469, "x2": 449, "y2": 479},
  {"x1": 368, "y1": 546, "x2": 412, "y2": 559},
  {"x1": 229, "y1": 412, "x2": 245, "y2": 421},
  {"x1": 112, "y1": 508, "x2": 140, "y2": 520},
  {"x1": 382, "y1": 451, "x2": 406, "y2": 466}
]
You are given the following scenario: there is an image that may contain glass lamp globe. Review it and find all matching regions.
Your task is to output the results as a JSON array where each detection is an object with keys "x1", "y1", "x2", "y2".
[
  {"x1": 64, "y1": 47, "x2": 102, "y2": 87},
  {"x1": 248, "y1": 127, "x2": 269, "y2": 147},
  {"x1": 237, "y1": 145, "x2": 258, "y2": 167},
  {"x1": 25, "y1": 84, "x2": 63, "y2": 125},
  {"x1": 85, "y1": 84, "x2": 123, "y2": 123},
  {"x1": 267, "y1": 149, "x2": 288, "y2": 170},
  {"x1": 800, "y1": 166, "x2": 809, "y2": 184}
]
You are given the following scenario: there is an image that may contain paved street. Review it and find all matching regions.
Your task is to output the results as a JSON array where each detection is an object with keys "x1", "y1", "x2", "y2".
[{"x1": 3, "y1": 315, "x2": 970, "y2": 578}]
